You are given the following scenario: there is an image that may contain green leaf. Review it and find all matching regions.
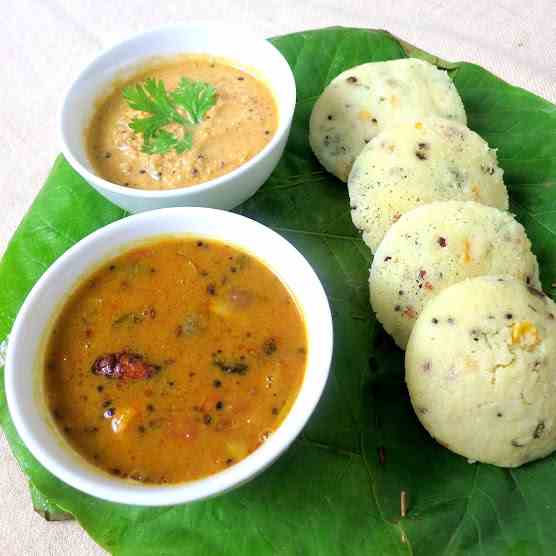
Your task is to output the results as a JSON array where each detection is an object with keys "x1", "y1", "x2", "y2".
[
  {"x1": 124, "y1": 76, "x2": 214, "y2": 154},
  {"x1": 123, "y1": 78, "x2": 182, "y2": 124},
  {"x1": 393, "y1": 34, "x2": 459, "y2": 71},
  {"x1": 123, "y1": 78, "x2": 184, "y2": 154},
  {"x1": 174, "y1": 132, "x2": 193, "y2": 154},
  {"x1": 171, "y1": 77, "x2": 217, "y2": 124},
  {"x1": 30, "y1": 481, "x2": 73, "y2": 521},
  {"x1": 141, "y1": 129, "x2": 175, "y2": 154},
  {"x1": 0, "y1": 157, "x2": 126, "y2": 341},
  {"x1": 2, "y1": 26, "x2": 556, "y2": 555},
  {"x1": 140, "y1": 128, "x2": 192, "y2": 155},
  {"x1": 129, "y1": 113, "x2": 171, "y2": 145}
]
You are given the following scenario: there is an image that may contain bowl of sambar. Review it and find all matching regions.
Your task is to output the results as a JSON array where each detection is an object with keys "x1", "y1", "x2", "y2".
[{"x1": 5, "y1": 207, "x2": 332, "y2": 506}]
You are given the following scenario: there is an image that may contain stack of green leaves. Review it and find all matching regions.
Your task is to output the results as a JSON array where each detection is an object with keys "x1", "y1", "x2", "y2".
[{"x1": 1, "y1": 27, "x2": 556, "y2": 555}]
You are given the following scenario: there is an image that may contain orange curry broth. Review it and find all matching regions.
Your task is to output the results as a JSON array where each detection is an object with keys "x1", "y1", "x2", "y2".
[{"x1": 44, "y1": 238, "x2": 307, "y2": 484}]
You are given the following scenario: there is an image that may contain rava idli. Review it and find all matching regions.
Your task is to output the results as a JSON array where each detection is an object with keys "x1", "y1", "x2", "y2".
[
  {"x1": 370, "y1": 201, "x2": 540, "y2": 349},
  {"x1": 406, "y1": 276, "x2": 556, "y2": 468},
  {"x1": 309, "y1": 58, "x2": 466, "y2": 181},
  {"x1": 349, "y1": 117, "x2": 508, "y2": 252}
]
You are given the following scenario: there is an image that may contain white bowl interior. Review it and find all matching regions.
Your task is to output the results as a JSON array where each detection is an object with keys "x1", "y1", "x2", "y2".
[
  {"x1": 6, "y1": 208, "x2": 332, "y2": 506},
  {"x1": 61, "y1": 23, "x2": 296, "y2": 194}
]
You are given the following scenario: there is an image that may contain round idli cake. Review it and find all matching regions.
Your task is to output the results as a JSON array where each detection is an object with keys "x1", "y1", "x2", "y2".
[
  {"x1": 406, "y1": 276, "x2": 556, "y2": 468},
  {"x1": 370, "y1": 201, "x2": 540, "y2": 349},
  {"x1": 348, "y1": 117, "x2": 508, "y2": 252},
  {"x1": 309, "y1": 58, "x2": 466, "y2": 181}
]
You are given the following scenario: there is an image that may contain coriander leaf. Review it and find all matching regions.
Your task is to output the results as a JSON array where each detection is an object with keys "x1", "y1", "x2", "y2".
[
  {"x1": 171, "y1": 77, "x2": 217, "y2": 124},
  {"x1": 123, "y1": 77, "x2": 214, "y2": 155},
  {"x1": 123, "y1": 78, "x2": 183, "y2": 124},
  {"x1": 123, "y1": 78, "x2": 185, "y2": 154},
  {"x1": 141, "y1": 129, "x2": 178, "y2": 155},
  {"x1": 129, "y1": 114, "x2": 170, "y2": 144},
  {"x1": 141, "y1": 129, "x2": 193, "y2": 155},
  {"x1": 174, "y1": 133, "x2": 193, "y2": 154}
]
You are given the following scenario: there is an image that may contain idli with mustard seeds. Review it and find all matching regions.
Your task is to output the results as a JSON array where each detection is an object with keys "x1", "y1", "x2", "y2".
[
  {"x1": 406, "y1": 276, "x2": 556, "y2": 468},
  {"x1": 370, "y1": 201, "x2": 540, "y2": 349},
  {"x1": 309, "y1": 58, "x2": 466, "y2": 181},
  {"x1": 348, "y1": 117, "x2": 508, "y2": 252}
]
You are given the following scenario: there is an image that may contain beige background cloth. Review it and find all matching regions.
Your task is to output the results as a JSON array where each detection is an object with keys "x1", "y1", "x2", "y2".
[{"x1": 1, "y1": 1, "x2": 555, "y2": 554}]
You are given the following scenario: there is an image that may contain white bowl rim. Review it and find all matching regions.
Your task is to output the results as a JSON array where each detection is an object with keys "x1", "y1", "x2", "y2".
[
  {"x1": 5, "y1": 207, "x2": 333, "y2": 506},
  {"x1": 59, "y1": 22, "x2": 297, "y2": 200}
]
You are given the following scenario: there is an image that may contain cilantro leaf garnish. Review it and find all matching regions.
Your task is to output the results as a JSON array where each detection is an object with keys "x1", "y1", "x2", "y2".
[
  {"x1": 141, "y1": 129, "x2": 193, "y2": 155},
  {"x1": 122, "y1": 77, "x2": 216, "y2": 155},
  {"x1": 171, "y1": 78, "x2": 217, "y2": 124}
]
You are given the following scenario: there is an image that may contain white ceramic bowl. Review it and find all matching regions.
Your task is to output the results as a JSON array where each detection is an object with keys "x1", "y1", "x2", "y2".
[
  {"x1": 5, "y1": 208, "x2": 333, "y2": 506},
  {"x1": 60, "y1": 23, "x2": 296, "y2": 213}
]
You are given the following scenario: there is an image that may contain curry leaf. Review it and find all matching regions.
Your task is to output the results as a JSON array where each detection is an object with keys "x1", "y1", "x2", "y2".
[{"x1": 1, "y1": 27, "x2": 556, "y2": 556}]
